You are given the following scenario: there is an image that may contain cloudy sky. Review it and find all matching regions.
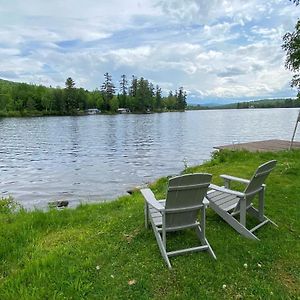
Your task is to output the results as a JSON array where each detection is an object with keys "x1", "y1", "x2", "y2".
[{"x1": 0, "y1": 0, "x2": 299, "y2": 104}]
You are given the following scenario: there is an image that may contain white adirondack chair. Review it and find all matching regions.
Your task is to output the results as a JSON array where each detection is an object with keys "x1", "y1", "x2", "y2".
[
  {"x1": 141, "y1": 173, "x2": 216, "y2": 269},
  {"x1": 206, "y1": 160, "x2": 277, "y2": 240}
]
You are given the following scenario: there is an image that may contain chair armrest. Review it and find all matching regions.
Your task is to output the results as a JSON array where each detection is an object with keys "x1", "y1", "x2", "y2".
[
  {"x1": 140, "y1": 188, "x2": 165, "y2": 212},
  {"x1": 209, "y1": 184, "x2": 245, "y2": 198},
  {"x1": 220, "y1": 174, "x2": 250, "y2": 185}
]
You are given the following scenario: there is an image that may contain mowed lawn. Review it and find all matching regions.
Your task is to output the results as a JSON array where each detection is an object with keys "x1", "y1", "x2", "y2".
[{"x1": 0, "y1": 150, "x2": 299, "y2": 299}]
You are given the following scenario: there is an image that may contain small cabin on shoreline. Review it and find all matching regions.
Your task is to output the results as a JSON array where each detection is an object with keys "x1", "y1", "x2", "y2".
[
  {"x1": 117, "y1": 108, "x2": 131, "y2": 114},
  {"x1": 85, "y1": 108, "x2": 101, "y2": 115}
]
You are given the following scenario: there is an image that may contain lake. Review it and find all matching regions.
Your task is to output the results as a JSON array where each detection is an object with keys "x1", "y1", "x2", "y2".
[{"x1": 0, "y1": 108, "x2": 299, "y2": 209}]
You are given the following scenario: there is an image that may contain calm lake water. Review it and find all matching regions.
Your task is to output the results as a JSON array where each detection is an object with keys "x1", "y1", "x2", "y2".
[{"x1": 0, "y1": 108, "x2": 299, "y2": 209}]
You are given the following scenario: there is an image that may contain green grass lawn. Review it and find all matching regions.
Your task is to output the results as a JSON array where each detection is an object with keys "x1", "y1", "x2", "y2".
[{"x1": 0, "y1": 150, "x2": 299, "y2": 299}]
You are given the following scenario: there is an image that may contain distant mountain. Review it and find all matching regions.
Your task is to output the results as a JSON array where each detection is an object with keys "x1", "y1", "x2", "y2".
[
  {"x1": 215, "y1": 98, "x2": 299, "y2": 109},
  {"x1": 187, "y1": 99, "x2": 232, "y2": 107},
  {"x1": 187, "y1": 97, "x2": 300, "y2": 110},
  {"x1": 199, "y1": 102, "x2": 221, "y2": 107},
  {"x1": 0, "y1": 78, "x2": 14, "y2": 85}
]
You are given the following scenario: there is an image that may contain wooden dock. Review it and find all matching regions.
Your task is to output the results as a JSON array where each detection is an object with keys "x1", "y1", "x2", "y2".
[{"x1": 214, "y1": 139, "x2": 300, "y2": 152}]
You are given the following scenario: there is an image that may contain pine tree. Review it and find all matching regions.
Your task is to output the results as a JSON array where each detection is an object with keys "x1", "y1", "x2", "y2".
[
  {"x1": 65, "y1": 77, "x2": 75, "y2": 89},
  {"x1": 177, "y1": 87, "x2": 187, "y2": 110},
  {"x1": 119, "y1": 74, "x2": 128, "y2": 108},
  {"x1": 119, "y1": 74, "x2": 128, "y2": 96},
  {"x1": 101, "y1": 73, "x2": 115, "y2": 111},
  {"x1": 155, "y1": 85, "x2": 162, "y2": 110},
  {"x1": 136, "y1": 77, "x2": 147, "y2": 112},
  {"x1": 129, "y1": 75, "x2": 137, "y2": 97},
  {"x1": 64, "y1": 77, "x2": 77, "y2": 112}
]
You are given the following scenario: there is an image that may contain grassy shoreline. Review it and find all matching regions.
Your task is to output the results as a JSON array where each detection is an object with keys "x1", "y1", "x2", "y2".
[{"x1": 0, "y1": 150, "x2": 299, "y2": 299}]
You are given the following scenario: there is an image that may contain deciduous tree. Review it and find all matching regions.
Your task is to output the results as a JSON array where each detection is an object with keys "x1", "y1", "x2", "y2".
[{"x1": 282, "y1": 20, "x2": 300, "y2": 98}]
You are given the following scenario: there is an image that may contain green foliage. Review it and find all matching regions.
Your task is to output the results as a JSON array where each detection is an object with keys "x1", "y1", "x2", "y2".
[
  {"x1": 64, "y1": 77, "x2": 77, "y2": 112},
  {"x1": 176, "y1": 87, "x2": 187, "y2": 110},
  {"x1": 282, "y1": 19, "x2": 300, "y2": 98},
  {"x1": 0, "y1": 197, "x2": 22, "y2": 214},
  {"x1": 109, "y1": 95, "x2": 119, "y2": 112},
  {"x1": 0, "y1": 151, "x2": 299, "y2": 299},
  {"x1": 0, "y1": 75, "x2": 187, "y2": 117},
  {"x1": 216, "y1": 98, "x2": 300, "y2": 109},
  {"x1": 186, "y1": 104, "x2": 210, "y2": 110},
  {"x1": 101, "y1": 72, "x2": 115, "y2": 111}
]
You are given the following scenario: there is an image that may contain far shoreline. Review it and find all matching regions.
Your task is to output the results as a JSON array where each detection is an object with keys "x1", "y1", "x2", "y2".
[{"x1": 1, "y1": 106, "x2": 300, "y2": 118}]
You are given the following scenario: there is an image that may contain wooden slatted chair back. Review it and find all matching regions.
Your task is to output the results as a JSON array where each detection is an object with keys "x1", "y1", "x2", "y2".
[
  {"x1": 165, "y1": 173, "x2": 212, "y2": 229},
  {"x1": 244, "y1": 160, "x2": 277, "y2": 199}
]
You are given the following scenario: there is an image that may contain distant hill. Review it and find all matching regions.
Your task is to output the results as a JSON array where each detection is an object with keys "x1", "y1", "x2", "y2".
[
  {"x1": 0, "y1": 78, "x2": 16, "y2": 85},
  {"x1": 215, "y1": 98, "x2": 300, "y2": 109},
  {"x1": 187, "y1": 98, "x2": 300, "y2": 110}
]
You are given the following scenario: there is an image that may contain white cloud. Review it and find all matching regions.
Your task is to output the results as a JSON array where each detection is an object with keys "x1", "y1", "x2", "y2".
[
  {"x1": 108, "y1": 46, "x2": 153, "y2": 66},
  {"x1": 0, "y1": 0, "x2": 299, "y2": 102},
  {"x1": 156, "y1": 0, "x2": 272, "y2": 25}
]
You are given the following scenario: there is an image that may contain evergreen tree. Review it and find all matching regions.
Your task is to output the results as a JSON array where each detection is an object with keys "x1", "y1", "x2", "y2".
[
  {"x1": 155, "y1": 85, "x2": 162, "y2": 110},
  {"x1": 101, "y1": 72, "x2": 115, "y2": 111},
  {"x1": 135, "y1": 77, "x2": 147, "y2": 112},
  {"x1": 65, "y1": 77, "x2": 75, "y2": 89},
  {"x1": 119, "y1": 74, "x2": 128, "y2": 96},
  {"x1": 119, "y1": 74, "x2": 128, "y2": 108},
  {"x1": 177, "y1": 87, "x2": 187, "y2": 110},
  {"x1": 64, "y1": 77, "x2": 77, "y2": 112},
  {"x1": 129, "y1": 75, "x2": 137, "y2": 97}
]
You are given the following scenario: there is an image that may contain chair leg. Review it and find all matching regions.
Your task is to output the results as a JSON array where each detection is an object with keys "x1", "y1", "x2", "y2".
[
  {"x1": 144, "y1": 202, "x2": 149, "y2": 229},
  {"x1": 197, "y1": 206, "x2": 216, "y2": 259},
  {"x1": 205, "y1": 237, "x2": 217, "y2": 260},
  {"x1": 200, "y1": 206, "x2": 206, "y2": 238},
  {"x1": 258, "y1": 188, "x2": 265, "y2": 222},
  {"x1": 195, "y1": 226, "x2": 216, "y2": 259},
  {"x1": 239, "y1": 198, "x2": 246, "y2": 227},
  {"x1": 248, "y1": 206, "x2": 278, "y2": 228},
  {"x1": 210, "y1": 203, "x2": 259, "y2": 240},
  {"x1": 195, "y1": 224, "x2": 205, "y2": 244},
  {"x1": 150, "y1": 221, "x2": 172, "y2": 269},
  {"x1": 197, "y1": 207, "x2": 207, "y2": 245}
]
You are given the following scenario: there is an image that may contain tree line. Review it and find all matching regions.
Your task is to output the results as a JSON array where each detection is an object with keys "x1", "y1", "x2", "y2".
[
  {"x1": 218, "y1": 98, "x2": 300, "y2": 109},
  {"x1": 186, "y1": 98, "x2": 300, "y2": 111},
  {"x1": 0, "y1": 74, "x2": 187, "y2": 116}
]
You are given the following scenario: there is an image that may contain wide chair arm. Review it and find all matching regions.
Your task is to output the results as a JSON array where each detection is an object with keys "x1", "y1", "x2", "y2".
[
  {"x1": 220, "y1": 174, "x2": 250, "y2": 187},
  {"x1": 140, "y1": 188, "x2": 165, "y2": 212},
  {"x1": 209, "y1": 184, "x2": 245, "y2": 198}
]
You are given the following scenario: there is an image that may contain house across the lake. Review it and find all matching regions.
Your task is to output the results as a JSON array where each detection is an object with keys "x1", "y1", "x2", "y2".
[
  {"x1": 85, "y1": 108, "x2": 101, "y2": 115},
  {"x1": 117, "y1": 108, "x2": 131, "y2": 114}
]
